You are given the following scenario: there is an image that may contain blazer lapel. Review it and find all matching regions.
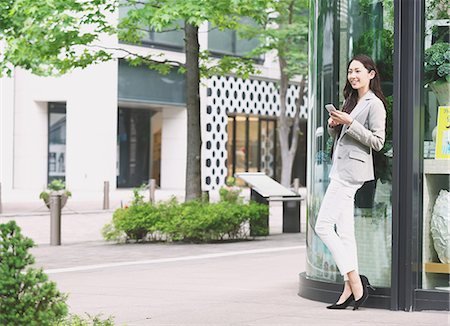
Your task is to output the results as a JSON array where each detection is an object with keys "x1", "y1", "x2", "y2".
[{"x1": 340, "y1": 90, "x2": 375, "y2": 136}]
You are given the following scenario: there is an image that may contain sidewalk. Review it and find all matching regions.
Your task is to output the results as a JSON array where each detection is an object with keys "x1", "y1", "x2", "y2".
[{"x1": 1, "y1": 198, "x2": 448, "y2": 325}]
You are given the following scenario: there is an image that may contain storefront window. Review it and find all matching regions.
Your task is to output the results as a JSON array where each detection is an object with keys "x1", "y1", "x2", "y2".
[
  {"x1": 421, "y1": 0, "x2": 449, "y2": 291},
  {"x1": 307, "y1": 0, "x2": 393, "y2": 286},
  {"x1": 227, "y1": 115, "x2": 278, "y2": 182}
]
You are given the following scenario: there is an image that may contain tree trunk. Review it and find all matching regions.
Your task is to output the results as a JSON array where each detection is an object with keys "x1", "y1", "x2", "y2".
[
  {"x1": 184, "y1": 23, "x2": 202, "y2": 201},
  {"x1": 278, "y1": 56, "x2": 296, "y2": 188}
]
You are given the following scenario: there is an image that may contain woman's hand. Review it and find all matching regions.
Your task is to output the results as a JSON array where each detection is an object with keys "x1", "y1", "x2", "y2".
[
  {"x1": 328, "y1": 117, "x2": 339, "y2": 128},
  {"x1": 330, "y1": 110, "x2": 353, "y2": 126}
]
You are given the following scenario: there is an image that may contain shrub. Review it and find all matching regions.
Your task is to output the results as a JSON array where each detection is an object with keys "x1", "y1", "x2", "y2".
[
  {"x1": 0, "y1": 221, "x2": 68, "y2": 326},
  {"x1": 219, "y1": 176, "x2": 242, "y2": 203},
  {"x1": 57, "y1": 313, "x2": 115, "y2": 326},
  {"x1": 104, "y1": 199, "x2": 269, "y2": 243}
]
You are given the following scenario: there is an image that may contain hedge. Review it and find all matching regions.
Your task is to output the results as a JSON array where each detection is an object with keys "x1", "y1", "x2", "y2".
[{"x1": 102, "y1": 199, "x2": 269, "y2": 243}]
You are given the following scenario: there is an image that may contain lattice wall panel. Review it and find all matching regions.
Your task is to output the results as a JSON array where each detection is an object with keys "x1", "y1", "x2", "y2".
[{"x1": 202, "y1": 75, "x2": 308, "y2": 190}]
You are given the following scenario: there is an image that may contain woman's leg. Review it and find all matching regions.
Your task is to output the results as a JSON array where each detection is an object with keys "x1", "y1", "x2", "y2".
[
  {"x1": 315, "y1": 180, "x2": 358, "y2": 277},
  {"x1": 335, "y1": 183, "x2": 361, "y2": 282}
]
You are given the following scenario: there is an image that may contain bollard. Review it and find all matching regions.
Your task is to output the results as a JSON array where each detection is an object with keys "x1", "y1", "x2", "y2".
[
  {"x1": 149, "y1": 179, "x2": 156, "y2": 203},
  {"x1": 50, "y1": 194, "x2": 62, "y2": 246},
  {"x1": 103, "y1": 181, "x2": 110, "y2": 210},
  {"x1": 293, "y1": 178, "x2": 300, "y2": 194},
  {"x1": 0, "y1": 182, "x2": 2, "y2": 214}
]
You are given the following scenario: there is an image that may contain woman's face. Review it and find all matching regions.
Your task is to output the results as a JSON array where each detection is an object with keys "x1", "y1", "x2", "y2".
[{"x1": 347, "y1": 60, "x2": 375, "y2": 92}]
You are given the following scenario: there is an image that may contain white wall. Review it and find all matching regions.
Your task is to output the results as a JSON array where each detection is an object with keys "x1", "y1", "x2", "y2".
[
  {"x1": 160, "y1": 108, "x2": 187, "y2": 190},
  {"x1": 10, "y1": 60, "x2": 118, "y2": 197},
  {"x1": 0, "y1": 76, "x2": 15, "y2": 198}
]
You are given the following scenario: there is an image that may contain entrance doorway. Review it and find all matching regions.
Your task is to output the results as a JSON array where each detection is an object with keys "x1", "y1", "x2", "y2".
[{"x1": 117, "y1": 107, "x2": 161, "y2": 188}]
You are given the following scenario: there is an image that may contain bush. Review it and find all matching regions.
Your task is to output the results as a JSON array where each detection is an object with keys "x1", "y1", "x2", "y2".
[
  {"x1": 57, "y1": 313, "x2": 115, "y2": 326},
  {"x1": 103, "y1": 198, "x2": 269, "y2": 243},
  {"x1": 0, "y1": 221, "x2": 68, "y2": 326}
]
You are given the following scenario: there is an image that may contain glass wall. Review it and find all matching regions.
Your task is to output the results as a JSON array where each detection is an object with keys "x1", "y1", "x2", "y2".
[
  {"x1": 421, "y1": 0, "x2": 449, "y2": 291},
  {"x1": 48, "y1": 103, "x2": 66, "y2": 183},
  {"x1": 307, "y1": 0, "x2": 394, "y2": 287}
]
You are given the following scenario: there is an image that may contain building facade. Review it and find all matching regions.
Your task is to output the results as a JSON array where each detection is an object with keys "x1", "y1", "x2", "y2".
[
  {"x1": 300, "y1": 0, "x2": 449, "y2": 311},
  {"x1": 0, "y1": 12, "x2": 308, "y2": 204}
]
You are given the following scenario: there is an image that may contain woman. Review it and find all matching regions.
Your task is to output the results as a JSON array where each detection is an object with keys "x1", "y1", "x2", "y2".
[{"x1": 315, "y1": 54, "x2": 387, "y2": 310}]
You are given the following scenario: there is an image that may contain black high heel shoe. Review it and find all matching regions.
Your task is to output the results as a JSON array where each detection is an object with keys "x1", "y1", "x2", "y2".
[
  {"x1": 327, "y1": 294, "x2": 354, "y2": 309},
  {"x1": 353, "y1": 275, "x2": 375, "y2": 310}
]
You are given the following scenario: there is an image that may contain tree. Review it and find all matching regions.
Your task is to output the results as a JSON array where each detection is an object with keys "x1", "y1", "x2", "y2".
[
  {"x1": 0, "y1": 0, "x2": 272, "y2": 201},
  {"x1": 242, "y1": 0, "x2": 309, "y2": 187}
]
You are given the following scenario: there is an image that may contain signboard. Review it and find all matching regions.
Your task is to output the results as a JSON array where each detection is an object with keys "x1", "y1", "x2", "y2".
[
  {"x1": 234, "y1": 172, "x2": 298, "y2": 198},
  {"x1": 435, "y1": 106, "x2": 450, "y2": 159}
]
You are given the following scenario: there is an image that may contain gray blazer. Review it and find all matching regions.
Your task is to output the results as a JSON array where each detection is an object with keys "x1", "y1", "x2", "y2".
[{"x1": 328, "y1": 90, "x2": 386, "y2": 183}]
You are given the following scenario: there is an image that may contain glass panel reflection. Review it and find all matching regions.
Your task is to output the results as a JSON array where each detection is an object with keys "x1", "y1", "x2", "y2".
[
  {"x1": 421, "y1": 0, "x2": 450, "y2": 291},
  {"x1": 307, "y1": 0, "x2": 393, "y2": 287}
]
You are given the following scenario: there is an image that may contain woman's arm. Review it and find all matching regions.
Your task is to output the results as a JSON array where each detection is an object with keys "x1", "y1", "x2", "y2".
[{"x1": 345, "y1": 100, "x2": 386, "y2": 151}]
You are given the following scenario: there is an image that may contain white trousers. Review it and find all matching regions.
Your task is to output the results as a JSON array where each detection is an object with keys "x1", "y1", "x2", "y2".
[{"x1": 315, "y1": 179, "x2": 362, "y2": 281}]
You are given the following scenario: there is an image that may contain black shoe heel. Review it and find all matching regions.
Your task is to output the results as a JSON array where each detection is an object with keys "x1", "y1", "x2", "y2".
[
  {"x1": 327, "y1": 294, "x2": 354, "y2": 309},
  {"x1": 353, "y1": 275, "x2": 373, "y2": 310}
]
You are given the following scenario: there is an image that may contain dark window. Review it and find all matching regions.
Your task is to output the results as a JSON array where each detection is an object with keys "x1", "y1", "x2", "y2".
[
  {"x1": 119, "y1": 4, "x2": 184, "y2": 50},
  {"x1": 208, "y1": 19, "x2": 260, "y2": 57},
  {"x1": 48, "y1": 103, "x2": 66, "y2": 184}
]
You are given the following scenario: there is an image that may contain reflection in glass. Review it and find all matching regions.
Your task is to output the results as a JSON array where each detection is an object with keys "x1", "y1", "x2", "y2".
[
  {"x1": 117, "y1": 108, "x2": 152, "y2": 188},
  {"x1": 226, "y1": 115, "x2": 279, "y2": 182},
  {"x1": 235, "y1": 116, "x2": 247, "y2": 173},
  {"x1": 307, "y1": 0, "x2": 393, "y2": 287},
  {"x1": 48, "y1": 103, "x2": 66, "y2": 183},
  {"x1": 248, "y1": 117, "x2": 259, "y2": 172}
]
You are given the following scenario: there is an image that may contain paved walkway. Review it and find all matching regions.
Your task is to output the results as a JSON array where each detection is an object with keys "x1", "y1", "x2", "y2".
[{"x1": 0, "y1": 198, "x2": 448, "y2": 325}]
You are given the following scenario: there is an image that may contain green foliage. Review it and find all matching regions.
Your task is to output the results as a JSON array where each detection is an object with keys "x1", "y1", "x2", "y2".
[
  {"x1": 424, "y1": 42, "x2": 450, "y2": 85},
  {"x1": 57, "y1": 313, "x2": 115, "y2": 326},
  {"x1": 117, "y1": 0, "x2": 273, "y2": 78},
  {"x1": 242, "y1": 0, "x2": 309, "y2": 78},
  {"x1": 39, "y1": 179, "x2": 72, "y2": 203},
  {"x1": 0, "y1": 0, "x2": 116, "y2": 76},
  {"x1": 353, "y1": 28, "x2": 394, "y2": 81},
  {"x1": 0, "y1": 221, "x2": 68, "y2": 326},
  {"x1": 103, "y1": 199, "x2": 269, "y2": 243}
]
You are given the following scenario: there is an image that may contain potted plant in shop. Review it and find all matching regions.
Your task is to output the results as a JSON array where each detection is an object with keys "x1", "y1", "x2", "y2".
[
  {"x1": 39, "y1": 179, "x2": 72, "y2": 209},
  {"x1": 424, "y1": 41, "x2": 450, "y2": 106}
]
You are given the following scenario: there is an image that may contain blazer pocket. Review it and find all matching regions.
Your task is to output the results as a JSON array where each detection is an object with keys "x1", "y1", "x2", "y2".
[{"x1": 349, "y1": 150, "x2": 367, "y2": 162}]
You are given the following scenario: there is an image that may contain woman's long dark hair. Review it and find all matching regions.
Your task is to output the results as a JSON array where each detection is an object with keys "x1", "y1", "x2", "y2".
[
  {"x1": 342, "y1": 54, "x2": 387, "y2": 113},
  {"x1": 335, "y1": 54, "x2": 387, "y2": 136}
]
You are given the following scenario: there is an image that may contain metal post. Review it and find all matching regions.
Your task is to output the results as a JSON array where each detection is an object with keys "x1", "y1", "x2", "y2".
[
  {"x1": 149, "y1": 179, "x2": 156, "y2": 203},
  {"x1": 103, "y1": 181, "x2": 110, "y2": 210},
  {"x1": 293, "y1": 178, "x2": 300, "y2": 194},
  {"x1": 50, "y1": 194, "x2": 61, "y2": 246},
  {"x1": 0, "y1": 182, "x2": 2, "y2": 214}
]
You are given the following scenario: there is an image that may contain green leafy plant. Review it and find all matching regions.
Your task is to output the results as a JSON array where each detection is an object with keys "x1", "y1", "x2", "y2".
[
  {"x1": 39, "y1": 179, "x2": 72, "y2": 208},
  {"x1": 0, "y1": 221, "x2": 68, "y2": 325},
  {"x1": 424, "y1": 42, "x2": 450, "y2": 85},
  {"x1": 57, "y1": 313, "x2": 116, "y2": 326},
  {"x1": 103, "y1": 199, "x2": 269, "y2": 243},
  {"x1": 219, "y1": 176, "x2": 243, "y2": 204}
]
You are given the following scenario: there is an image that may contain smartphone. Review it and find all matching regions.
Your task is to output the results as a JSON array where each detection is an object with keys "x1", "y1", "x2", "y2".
[{"x1": 325, "y1": 104, "x2": 337, "y2": 114}]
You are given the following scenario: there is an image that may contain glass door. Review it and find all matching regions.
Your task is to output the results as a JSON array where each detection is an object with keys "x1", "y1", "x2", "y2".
[{"x1": 421, "y1": 0, "x2": 450, "y2": 292}]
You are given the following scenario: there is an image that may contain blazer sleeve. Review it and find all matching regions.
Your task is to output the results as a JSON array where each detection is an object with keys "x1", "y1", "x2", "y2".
[
  {"x1": 327, "y1": 124, "x2": 339, "y2": 139},
  {"x1": 345, "y1": 99, "x2": 386, "y2": 151}
]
